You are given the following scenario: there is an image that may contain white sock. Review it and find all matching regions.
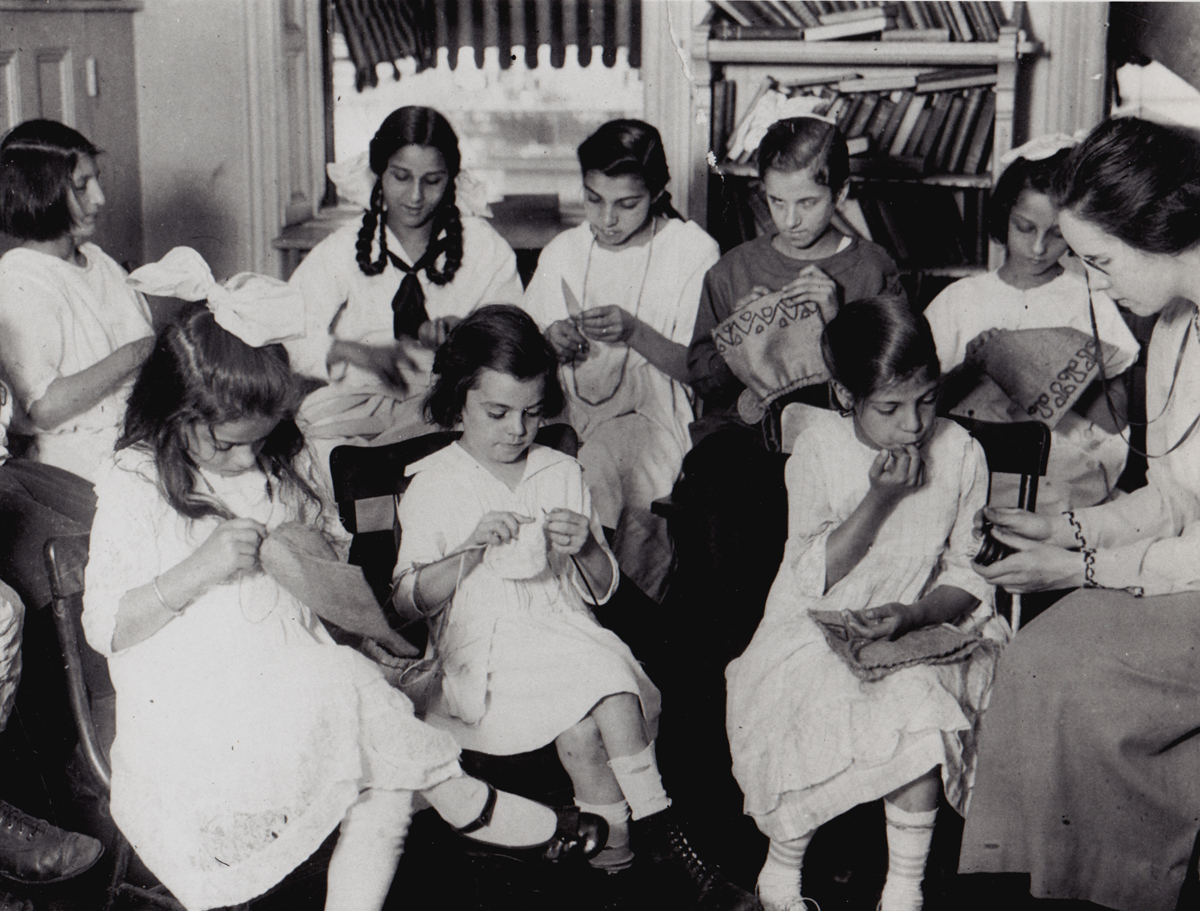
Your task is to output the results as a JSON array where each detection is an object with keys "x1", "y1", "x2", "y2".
[
  {"x1": 577, "y1": 798, "x2": 633, "y2": 871},
  {"x1": 325, "y1": 789, "x2": 413, "y2": 911},
  {"x1": 607, "y1": 742, "x2": 671, "y2": 821},
  {"x1": 757, "y1": 833, "x2": 813, "y2": 911},
  {"x1": 880, "y1": 801, "x2": 937, "y2": 911}
]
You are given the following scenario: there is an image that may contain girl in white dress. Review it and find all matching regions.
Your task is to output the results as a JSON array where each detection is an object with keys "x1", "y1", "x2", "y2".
[
  {"x1": 287, "y1": 106, "x2": 522, "y2": 455},
  {"x1": 522, "y1": 120, "x2": 720, "y2": 600},
  {"x1": 0, "y1": 119, "x2": 155, "y2": 482},
  {"x1": 726, "y1": 298, "x2": 1005, "y2": 911},
  {"x1": 393, "y1": 305, "x2": 757, "y2": 910},
  {"x1": 83, "y1": 251, "x2": 604, "y2": 911},
  {"x1": 924, "y1": 136, "x2": 1139, "y2": 513}
]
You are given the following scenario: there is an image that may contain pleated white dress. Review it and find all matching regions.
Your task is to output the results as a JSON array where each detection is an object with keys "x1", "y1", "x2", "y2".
[
  {"x1": 83, "y1": 449, "x2": 462, "y2": 911},
  {"x1": 393, "y1": 442, "x2": 661, "y2": 756},
  {"x1": 726, "y1": 412, "x2": 1005, "y2": 842}
]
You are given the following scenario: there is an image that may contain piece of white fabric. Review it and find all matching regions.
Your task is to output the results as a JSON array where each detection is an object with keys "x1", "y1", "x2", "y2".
[
  {"x1": 521, "y1": 219, "x2": 720, "y2": 599},
  {"x1": 0, "y1": 244, "x2": 154, "y2": 481},
  {"x1": 323, "y1": 788, "x2": 413, "y2": 911},
  {"x1": 0, "y1": 580, "x2": 23, "y2": 732},
  {"x1": 83, "y1": 449, "x2": 462, "y2": 911},
  {"x1": 924, "y1": 268, "x2": 1140, "y2": 512},
  {"x1": 726, "y1": 413, "x2": 1006, "y2": 843},
  {"x1": 757, "y1": 832, "x2": 814, "y2": 911},
  {"x1": 393, "y1": 441, "x2": 659, "y2": 756},
  {"x1": 285, "y1": 218, "x2": 522, "y2": 450}
]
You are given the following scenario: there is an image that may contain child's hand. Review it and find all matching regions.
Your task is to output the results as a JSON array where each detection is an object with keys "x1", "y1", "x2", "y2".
[
  {"x1": 579, "y1": 306, "x2": 637, "y2": 345},
  {"x1": 845, "y1": 602, "x2": 915, "y2": 641},
  {"x1": 546, "y1": 320, "x2": 591, "y2": 363},
  {"x1": 732, "y1": 285, "x2": 775, "y2": 312},
  {"x1": 543, "y1": 508, "x2": 592, "y2": 555},
  {"x1": 780, "y1": 266, "x2": 839, "y2": 323},
  {"x1": 417, "y1": 317, "x2": 460, "y2": 351},
  {"x1": 964, "y1": 328, "x2": 1002, "y2": 365},
  {"x1": 470, "y1": 511, "x2": 534, "y2": 548},
  {"x1": 187, "y1": 518, "x2": 267, "y2": 589},
  {"x1": 867, "y1": 444, "x2": 924, "y2": 501}
]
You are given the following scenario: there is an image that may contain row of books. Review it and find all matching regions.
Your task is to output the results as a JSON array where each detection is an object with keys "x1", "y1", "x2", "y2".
[
  {"x1": 709, "y1": 0, "x2": 1007, "y2": 43},
  {"x1": 718, "y1": 69, "x2": 997, "y2": 177}
]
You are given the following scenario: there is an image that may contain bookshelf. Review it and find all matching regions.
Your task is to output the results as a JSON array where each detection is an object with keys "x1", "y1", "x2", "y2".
[{"x1": 688, "y1": 13, "x2": 1041, "y2": 298}]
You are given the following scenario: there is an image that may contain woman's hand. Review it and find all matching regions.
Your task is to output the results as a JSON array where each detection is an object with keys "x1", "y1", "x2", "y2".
[
  {"x1": 975, "y1": 505, "x2": 1053, "y2": 551},
  {"x1": 868, "y1": 445, "x2": 925, "y2": 504},
  {"x1": 845, "y1": 602, "x2": 915, "y2": 641},
  {"x1": 780, "y1": 265, "x2": 839, "y2": 323},
  {"x1": 965, "y1": 328, "x2": 1002, "y2": 365},
  {"x1": 327, "y1": 340, "x2": 414, "y2": 391},
  {"x1": 469, "y1": 511, "x2": 534, "y2": 548},
  {"x1": 973, "y1": 544, "x2": 1085, "y2": 593},
  {"x1": 183, "y1": 518, "x2": 267, "y2": 592},
  {"x1": 543, "y1": 508, "x2": 592, "y2": 556},
  {"x1": 417, "y1": 316, "x2": 460, "y2": 351},
  {"x1": 546, "y1": 319, "x2": 590, "y2": 363},
  {"x1": 579, "y1": 306, "x2": 638, "y2": 345}
]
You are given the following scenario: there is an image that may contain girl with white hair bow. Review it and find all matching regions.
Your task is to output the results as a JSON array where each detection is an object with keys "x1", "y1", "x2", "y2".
[{"x1": 81, "y1": 247, "x2": 605, "y2": 911}]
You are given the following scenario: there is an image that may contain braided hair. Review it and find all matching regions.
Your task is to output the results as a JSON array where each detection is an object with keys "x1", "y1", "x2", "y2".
[
  {"x1": 355, "y1": 106, "x2": 464, "y2": 284},
  {"x1": 577, "y1": 119, "x2": 684, "y2": 221}
]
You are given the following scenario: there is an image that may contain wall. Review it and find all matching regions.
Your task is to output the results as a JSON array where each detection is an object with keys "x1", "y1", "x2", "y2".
[
  {"x1": 1019, "y1": 1, "x2": 1108, "y2": 140},
  {"x1": 133, "y1": 0, "x2": 262, "y2": 280}
]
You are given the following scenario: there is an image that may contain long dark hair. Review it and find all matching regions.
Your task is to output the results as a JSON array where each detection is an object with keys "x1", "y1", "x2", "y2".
[
  {"x1": 355, "y1": 106, "x2": 464, "y2": 283},
  {"x1": 1053, "y1": 117, "x2": 1200, "y2": 255},
  {"x1": 987, "y1": 149, "x2": 1072, "y2": 244},
  {"x1": 577, "y1": 119, "x2": 683, "y2": 220},
  {"x1": 822, "y1": 296, "x2": 940, "y2": 403},
  {"x1": 424, "y1": 305, "x2": 564, "y2": 429},
  {"x1": 0, "y1": 119, "x2": 100, "y2": 241},
  {"x1": 118, "y1": 307, "x2": 321, "y2": 522}
]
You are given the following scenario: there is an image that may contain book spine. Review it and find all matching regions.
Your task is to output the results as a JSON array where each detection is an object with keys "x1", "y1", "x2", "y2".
[
  {"x1": 803, "y1": 15, "x2": 891, "y2": 40},
  {"x1": 931, "y1": 92, "x2": 966, "y2": 171},
  {"x1": 946, "y1": 87, "x2": 985, "y2": 172},
  {"x1": 878, "y1": 90, "x2": 915, "y2": 152},
  {"x1": 963, "y1": 90, "x2": 997, "y2": 173},
  {"x1": 916, "y1": 92, "x2": 952, "y2": 158},
  {"x1": 888, "y1": 94, "x2": 927, "y2": 156},
  {"x1": 712, "y1": 0, "x2": 755, "y2": 26},
  {"x1": 902, "y1": 106, "x2": 932, "y2": 156}
]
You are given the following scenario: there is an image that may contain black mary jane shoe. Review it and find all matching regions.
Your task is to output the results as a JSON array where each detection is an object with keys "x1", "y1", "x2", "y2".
[{"x1": 453, "y1": 783, "x2": 608, "y2": 863}]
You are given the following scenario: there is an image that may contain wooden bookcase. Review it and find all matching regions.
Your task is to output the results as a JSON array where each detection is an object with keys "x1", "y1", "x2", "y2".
[{"x1": 687, "y1": 20, "x2": 1041, "y2": 298}]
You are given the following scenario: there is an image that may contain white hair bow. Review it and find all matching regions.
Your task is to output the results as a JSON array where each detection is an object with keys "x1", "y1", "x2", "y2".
[
  {"x1": 996, "y1": 133, "x2": 1086, "y2": 175},
  {"x1": 326, "y1": 150, "x2": 493, "y2": 218},
  {"x1": 126, "y1": 247, "x2": 305, "y2": 348}
]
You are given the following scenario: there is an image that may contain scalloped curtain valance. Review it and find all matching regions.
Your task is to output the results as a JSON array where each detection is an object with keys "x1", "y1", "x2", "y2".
[{"x1": 333, "y1": 0, "x2": 643, "y2": 90}]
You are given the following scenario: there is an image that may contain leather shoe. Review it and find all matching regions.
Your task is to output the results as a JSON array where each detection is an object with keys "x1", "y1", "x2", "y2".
[
  {"x1": 454, "y1": 783, "x2": 608, "y2": 863},
  {"x1": 0, "y1": 800, "x2": 103, "y2": 884}
]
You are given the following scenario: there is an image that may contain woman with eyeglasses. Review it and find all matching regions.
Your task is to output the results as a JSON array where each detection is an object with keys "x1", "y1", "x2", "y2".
[{"x1": 959, "y1": 116, "x2": 1200, "y2": 911}]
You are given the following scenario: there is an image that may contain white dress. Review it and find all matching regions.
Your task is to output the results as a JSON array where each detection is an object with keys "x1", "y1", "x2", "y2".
[
  {"x1": 83, "y1": 449, "x2": 461, "y2": 911},
  {"x1": 924, "y1": 269, "x2": 1140, "y2": 512},
  {"x1": 393, "y1": 442, "x2": 661, "y2": 756},
  {"x1": 521, "y1": 219, "x2": 720, "y2": 600},
  {"x1": 0, "y1": 244, "x2": 154, "y2": 481},
  {"x1": 286, "y1": 217, "x2": 523, "y2": 451},
  {"x1": 726, "y1": 412, "x2": 1004, "y2": 843}
]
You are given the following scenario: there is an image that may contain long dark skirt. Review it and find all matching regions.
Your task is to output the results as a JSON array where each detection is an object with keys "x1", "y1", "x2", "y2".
[{"x1": 959, "y1": 588, "x2": 1200, "y2": 911}]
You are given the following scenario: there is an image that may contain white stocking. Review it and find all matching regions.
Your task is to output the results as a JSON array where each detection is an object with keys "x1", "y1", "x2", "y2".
[{"x1": 324, "y1": 789, "x2": 414, "y2": 911}]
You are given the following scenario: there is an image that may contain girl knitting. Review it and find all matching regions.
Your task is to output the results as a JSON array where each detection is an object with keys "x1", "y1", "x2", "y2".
[
  {"x1": 287, "y1": 106, "x2": 522, "y2": 454},
  {"x1": 725, "y1": 298, "x2": 1005, "y2": 911},
  {"x1": 392, "y1": 305, "x2": 758, "y2": 911},
  {"x1": 924, "y1": 135, "x2": 1139, "y2": 513},
  {"x1": 521, "y1": 119, "x2": 720, "y2": 599},
  {"x1": 0, "y1": 119, "x2": 155, "y2": 482},
  {"x1": 82, "y1": 251, "x2": 604, "y2": 911}
]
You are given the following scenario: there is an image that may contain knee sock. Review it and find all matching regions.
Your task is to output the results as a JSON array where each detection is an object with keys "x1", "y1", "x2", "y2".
[
  {"x1": 880, "y1": 801, "x2": 937, "y2": 911},
  {"x1": 577, "y1": 799, "x2": 633, "y2": 871},
  {"x1": 756, "y1": 833, "x2": 813, "y2": 911},
  {"x1": 607, "y1": 742, "x2": 671, "y2": 821},
  {"x1": 325, "y1": 788, "x2": 413, "y2": 911}
]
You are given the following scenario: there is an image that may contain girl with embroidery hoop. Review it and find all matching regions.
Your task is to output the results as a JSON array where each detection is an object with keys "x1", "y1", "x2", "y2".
[
  {"x1": 522, "y1": 119, "x2": 720, "y2": 600},
  {"x1": 286, "y1": 107, "x2": 522, "y2": 459},
  {"x1": 960, "y1": 117, "x2": 1200, "y2": 911}
]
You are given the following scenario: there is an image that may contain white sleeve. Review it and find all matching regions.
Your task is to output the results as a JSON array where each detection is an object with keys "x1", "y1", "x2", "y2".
[
  {"x1": 933, "y1": 436, "x2": 994, "y2": 606},
  {"x1": 923, "y1": 280, "x2": 971, "y2": 372},
  {"x1": 0, "y1": 271, "x2": 67, "y2": 407},
  {"x1": 1088, "y1": 289, "x2": 1141, "y2": 376},
  {"x1": 521, "y1": 236, "x2": 571, "y2": 331},
  {"x1": 663, "y1": 233, "x2": 721, "y2": 346},
  {"x1": 286, "y1": 234, "x2": 353, "y2": 380}
]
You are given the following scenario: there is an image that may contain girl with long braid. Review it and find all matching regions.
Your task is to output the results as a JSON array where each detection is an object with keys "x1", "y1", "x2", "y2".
[{"x1": 287, "y1": 106, "x2": 522, "y2": 456}]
